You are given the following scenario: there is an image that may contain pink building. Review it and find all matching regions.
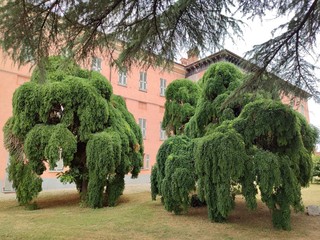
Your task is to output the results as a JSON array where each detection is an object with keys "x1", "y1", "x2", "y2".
[{"x1": 0, "y1": 49, "x2": 310, "y2": 192}]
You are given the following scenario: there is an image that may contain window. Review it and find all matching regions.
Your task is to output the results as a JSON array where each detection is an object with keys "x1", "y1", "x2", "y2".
[
  {"x1": 160, "y1": 78, "x2": 166, "y2": 96},
  {"x1": 49, "y1": 148, "x2": 64, "y2": 172},
  {"x1": 91, "y1": 57, "x2": 102, "y2": 72},
  {"x1": 139, "y1": 71, "x2": 147, "y2": 91},
  {"x1": 160, "y1": 122, "x2": 167, "y2": 140},
  {"x1": 118, "y1": 69, "x2": 127, "y2": 86},
  {"x1": 139, "y1": 118, "x2": 146, "y2": 139},
  {"x1": 143, "y1": 154, "x2": 150, "y2": 169}
]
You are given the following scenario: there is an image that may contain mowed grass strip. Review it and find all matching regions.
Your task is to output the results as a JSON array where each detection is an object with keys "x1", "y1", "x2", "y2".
[{"x1": 0, "y1": 184, "x2": 319, "y2": 240}]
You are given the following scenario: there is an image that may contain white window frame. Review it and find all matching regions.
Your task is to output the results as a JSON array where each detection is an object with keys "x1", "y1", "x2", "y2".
[
  {"x1": 139, "y1": 71, "x2": 147, "y2": 91},
  {"x1": 144, "y1": 154, "x2": 150, "y2": 169},
  {"x1": 118, "y1": 69, "x2": 127, "y2": 86},
  {"x1": 160, "y1": 122, "x2": 167, "y2": 141},
  {"x1": 139, "y1": 118, "x2": 147, "y2": 139},
  {"x1": 160, "y1": 78, "x2": 166, "y2": 96},
  {"x1": 91, "y1": 57, "x2": 102, "y2": 72}
]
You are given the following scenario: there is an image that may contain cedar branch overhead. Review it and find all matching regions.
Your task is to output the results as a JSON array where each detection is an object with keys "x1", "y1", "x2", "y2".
[{"x1": 0, "y1": 0, "x2": 319, "y2": 100}]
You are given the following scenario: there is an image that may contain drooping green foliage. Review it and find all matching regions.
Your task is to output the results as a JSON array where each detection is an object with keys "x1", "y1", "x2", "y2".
[
  {"x1": 3, "y1": 118, "x2": 42, "y2": 205},
  {"x1": 162, "y1": 79, "x2": 201, "y2": 135},
  {"x1": 152, "y1": 62, "x2": 318, "y2": 230},
  {"x1": 231, "y1": 100, "x2": 316, "y2": 229},
  {"x1": 195, "y1": 126, "x2": 247, "y2": 222},
  {"x1": 185, "y1": 62, "x2": 243, "y2": 138},
  {"x1": 7, "y1": 157, "x2": 43, "y2": 206},
  {"x1": 86, "y1": 131, "x2": 120, "y2": 208},
  {"x1": 45, "y1": 124, "x2": 77, "y2": 169},
  {"x1": 151, "y1": 136, "x2": 196, "y2": 214},
  {"x1": 3, "y1": 56, "x2": 143, "y2": 207}
]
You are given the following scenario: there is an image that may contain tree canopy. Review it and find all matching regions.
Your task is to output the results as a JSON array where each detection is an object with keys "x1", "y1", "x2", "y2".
[
  {"x1": 151, "y1": 62, "x2": 319, "y2": 230},
  {"x1": 0, "y1": 0, "x2": 319, "y2": 101},
  {"x1": 3, "y1": 56, "x2": 144, "y2": 207},
  {"x1": 162, "y1": 79, "x2": 201, "y2": 136}
]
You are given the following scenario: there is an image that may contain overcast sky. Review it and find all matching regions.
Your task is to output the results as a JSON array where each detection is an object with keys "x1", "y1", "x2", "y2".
[{"x1": 221, "y1": 13, "x2": 320, "y2": 150}]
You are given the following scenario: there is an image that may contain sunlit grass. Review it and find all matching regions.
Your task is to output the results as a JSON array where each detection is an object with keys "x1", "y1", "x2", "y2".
[{"x1": 0, "y1": 184, "x2": 319, "y2": 240}]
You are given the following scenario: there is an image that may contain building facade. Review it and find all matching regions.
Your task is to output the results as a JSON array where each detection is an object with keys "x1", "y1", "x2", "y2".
[{"x1": 0, "y1": 49, "x2": 310, "y2": 192}]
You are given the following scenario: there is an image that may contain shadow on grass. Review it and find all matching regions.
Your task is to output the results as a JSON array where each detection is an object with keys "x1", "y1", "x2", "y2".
[
  {"x1": 117, "y1": 195, "x2": 131, "y2": 205},
  {"x1": 4, "y1": 185, "x2": 318, "y2": 229},
  {"x1": 184, "y1": 197, "x2": 274, "y2": 229},
  {"x1": 35, "y1": 190, "x2": 138, "y2": 209},
  {"x1": 36, "y1": 191, "x2": 80, "y2": 209}
]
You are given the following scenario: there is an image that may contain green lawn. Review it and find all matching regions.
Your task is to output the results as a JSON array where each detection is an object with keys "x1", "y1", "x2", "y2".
[{"x1": 0, "y1": 184, "x2": 319, "y2": 240}]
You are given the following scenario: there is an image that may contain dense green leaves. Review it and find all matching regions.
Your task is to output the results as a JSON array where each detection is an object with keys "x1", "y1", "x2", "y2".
[
  {"x1": 3, "y1": 56, "x2": 143, "y2": 207},
  {"x1": 185, "y1": 62, "x2": 244, "y2": 138},
  {"x1": 151, "y1": 135, "x2": 195, "y2": 214},
  {"x1": 86, "y1": 131, "x2": 121, "y2": 208},
  {"x1": 195, "y1": 127, "x2": 246, "y2": 221},
  {"x1": 7, "y1": 157, "x2": 42, "y2": 206},
  {"x1": 162, "y1": 79, "x2": 201, "y2": 135},
  {"x1": 153, "y1": 62, "x2": 318, "y2": 230},
  {"x1": 45, "y1": 124, "x2": 77, "y2": 169},
  {"x1": 12, "y1": 82, "x2": 41, "y2": 139}
]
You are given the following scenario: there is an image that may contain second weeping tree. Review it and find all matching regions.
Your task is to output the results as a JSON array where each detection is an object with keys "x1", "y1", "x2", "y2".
[
  {"x1": 3, "y1": 56, "x2": 143, "y2": 208},
  {"x1": 151, "y1": 62, "x2": 318, "y2": 230}
]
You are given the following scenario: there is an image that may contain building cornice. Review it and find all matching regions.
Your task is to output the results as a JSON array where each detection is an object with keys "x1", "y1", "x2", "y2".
[
  {"x1": 184, "y1": 49, "x2": 258, "y2": 77},
  {"x1": 182, "y1": 49, "x2": 310, "y2": 98}
]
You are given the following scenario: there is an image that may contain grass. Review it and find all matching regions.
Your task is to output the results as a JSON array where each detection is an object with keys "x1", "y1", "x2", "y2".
[{"x1": 0, "y1": 184, "x2": 319, "y2": 240}]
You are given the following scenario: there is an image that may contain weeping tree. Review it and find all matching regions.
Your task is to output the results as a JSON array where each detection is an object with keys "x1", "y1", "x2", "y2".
[
  {"x1": 312, "y1": 155, "x2": 320, "y2": 179},
  {"x1": 3, "y1": 56, "x2": 143, "y2": 208},
  {"x1": 151, "y1": 62, "x2": 318, "y2": 230},
  {"x1": 162, "y1": 79, "x2": 201, "y2": 136}
]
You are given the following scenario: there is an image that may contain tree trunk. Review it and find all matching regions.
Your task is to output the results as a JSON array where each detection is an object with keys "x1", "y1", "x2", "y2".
[
  {"x1": 81, "y1": 178, "x2": 88, "y2": 202},
  {"x1": 77, "y1": 142, "x2": 88, "y2": 202}
]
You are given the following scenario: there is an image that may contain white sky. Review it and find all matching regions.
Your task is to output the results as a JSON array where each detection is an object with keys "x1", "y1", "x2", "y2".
[{"x1": 221, "y1": 14, "x2": 320, "y2": 150}]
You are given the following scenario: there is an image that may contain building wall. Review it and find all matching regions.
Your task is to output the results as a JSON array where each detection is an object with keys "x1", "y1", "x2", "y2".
[
  {"x1": 281, "y1": 94, "x2": 310, "y2": 122},
  {"x1": 0, "y1": 51, "x2": 186, "y2": 192},
  {"x1": 0, "y1": 50, "x2": 311, "y2": 192},
  {"x1": 0, "y1": 51, "x2": 32, "y2": 191},
  {"x1": 98, "y1": 58, "x2": 186, "y2": 174}
]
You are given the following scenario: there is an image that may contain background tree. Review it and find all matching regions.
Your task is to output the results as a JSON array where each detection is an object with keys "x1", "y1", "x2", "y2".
[
  {"x1": 151, "y1": 62, "x2": 319, "y2": 230},
  {"x1": 312, "y1": 155, "x2": 320, "y2": 180},
  {"x1": 0, "y1": 0, "x2": 319, "y2": 100},
  {"x1": 3, "y1": 56, "x2": 144, "y2": 208}
]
